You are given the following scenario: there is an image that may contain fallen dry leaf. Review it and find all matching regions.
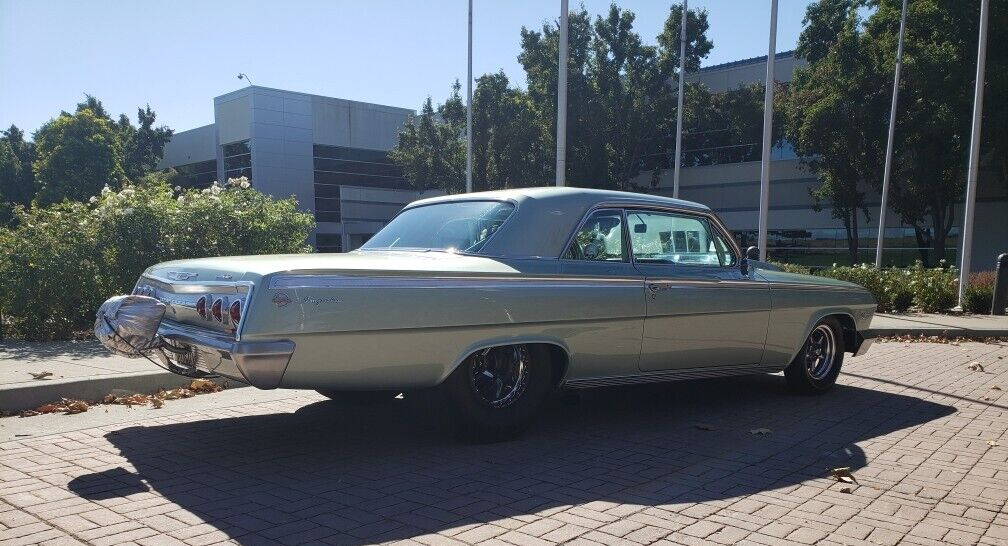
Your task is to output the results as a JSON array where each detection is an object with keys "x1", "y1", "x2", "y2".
[
  {"x1": 750, "y1": 428, "x2": 772, "y2": 436},
  {"x1": 992, "y1": 385, "x2": 1003, "y2": 391},
  {"x1": 151, "y1": 398, "x2": 164, "y2": 409},
  {"x1": 988, "y1": 440, "x2": 1000, "y2": 448},
  {"x1": 28, "y1": 371, "x2": 53, "y2": 380},
  {"x1": 62, "y1": 399, "x2": 88, "y2": 414},
  {"x1": 967, "y1": 362, "x2": 985, "y2": 372},
  {"x1": 695, "y1": 423, "x2": 715, "y2": 431},
  {"x1": 189, "y1": 379, "x2": 221, "y2": 393},
  {"x1": 18, "y1": 410, "x2": 39, "y2": 418},
  {"x1": 829, "y1": 467, "x2": 858, "y2": 484},
  {"x1": 840, "y1": 487, "x2": 852, "y2": 494},
  {"x1": 36, "y1": 403, "x2": 64, "y2": 414}
]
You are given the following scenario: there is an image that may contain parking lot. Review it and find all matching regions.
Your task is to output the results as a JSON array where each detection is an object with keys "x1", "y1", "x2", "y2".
[{"x1": 1, "y1": 341, "x2": 1006, "y2": 546}]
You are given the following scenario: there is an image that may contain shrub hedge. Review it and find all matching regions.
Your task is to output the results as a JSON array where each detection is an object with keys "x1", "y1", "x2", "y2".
[
  {"x1": 770, "y1": 260, "x2": 983, "y2": 314},
  {"x1": 0, "y1": 176, "x2": 314, "y2": 340}
]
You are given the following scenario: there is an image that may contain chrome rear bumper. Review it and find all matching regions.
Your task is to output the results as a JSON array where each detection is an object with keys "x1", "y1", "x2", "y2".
[{"x1": 158, "y1": 321, "x2": 294, "y2": 389}]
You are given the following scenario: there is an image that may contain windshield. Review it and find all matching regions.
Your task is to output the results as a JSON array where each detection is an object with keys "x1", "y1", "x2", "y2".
[{"x1": 361, "y1": 200, "x2": 515, "y2": 253}]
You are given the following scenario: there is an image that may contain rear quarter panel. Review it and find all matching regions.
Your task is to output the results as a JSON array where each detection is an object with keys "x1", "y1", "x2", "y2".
[{"x1": 238, "y1": 258, "x2": 646, "y2": 390}]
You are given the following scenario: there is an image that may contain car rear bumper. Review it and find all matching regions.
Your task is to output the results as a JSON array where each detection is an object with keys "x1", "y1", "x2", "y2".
[
  {"x1": 852, "y1": 330, "x2": 875, "y2": 357},
  {"x1": 158, "y1": 321, "x2": 295, "y2": 389}
]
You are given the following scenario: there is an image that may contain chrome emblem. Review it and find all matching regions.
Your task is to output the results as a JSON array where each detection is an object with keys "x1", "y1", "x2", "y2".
[
  {"x1": 216, "y1": 274, "x2": 233, "y2": 280},
  {"x1": 167, "y1": 271, "x2": 199, "y2": 281},
  {"x1": 272, "y1": 292, "x2": 292, "y2": 308}
]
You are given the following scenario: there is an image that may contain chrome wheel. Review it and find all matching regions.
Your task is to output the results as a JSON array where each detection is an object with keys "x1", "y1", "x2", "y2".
[
  {"x1": 469, "y1": 345, "x2": 529, "y2": 408},
  {"x1": 805, "y1": 324, "x2": 837, "y2": 380}
]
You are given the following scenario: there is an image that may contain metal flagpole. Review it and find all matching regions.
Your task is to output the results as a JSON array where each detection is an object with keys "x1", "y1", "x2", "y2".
[
  {"x1": 672, "y1": 0, "x2": 687, "y2": 199},
  {"x1": 958, "y1": 0, "x2": 990, "y2": 307},
  {"x1": 555, "y1": 0, "x2": 569, "y2": 187},
  {"x1": 466, "y1": 0, "x2": 473, "y2": 193},
  {"x1": 757, "y1": 0, "x2": 778, "y2": 261},
  {"x1": 876, "y1": 0, "x2": 908, "y2": 268}
]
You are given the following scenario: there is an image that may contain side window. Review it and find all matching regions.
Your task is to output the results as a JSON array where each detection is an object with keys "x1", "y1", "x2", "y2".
[
  {"x1": 711, "y1": 228, "x2": 738, "y2": 267},
  {"x1": 562, "y1": 209, "x2": 627, "y2": 262},
  {"x1": 626, "y1": 210, "x2": 724, "y2": 266}
]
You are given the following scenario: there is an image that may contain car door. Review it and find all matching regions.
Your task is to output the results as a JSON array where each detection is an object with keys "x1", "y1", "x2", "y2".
[
  {"x1": 626, "y1": 208, "x2": 770, "y2": 371},
  {"x1": 556, "y1": 208, "x2": 647, "y2": 380}
]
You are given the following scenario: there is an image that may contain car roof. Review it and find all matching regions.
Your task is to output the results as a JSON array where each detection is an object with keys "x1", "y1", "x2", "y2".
[{"x1": 404, "y1": 186, "x2": 715, "y2": 258}]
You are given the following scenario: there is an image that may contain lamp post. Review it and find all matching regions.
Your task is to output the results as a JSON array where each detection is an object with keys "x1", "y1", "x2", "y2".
[
  {"x1": 555, "y1": 0, "x2": 569, "y2": 187},
  {"x1": 466, "y1": 0, "x2": 473, "y2": 193},
  {"x1": 237, "y1": 73, "x2": 253, "y2": 86},
  {"x1": 958, "y1": 0, "x2": 990, "y2": 307},
  {"x1": 672, "y1": 0, "x2": 687, "y2": 199},
  {"x1": 875, "y1": 0, "x2": 909, "y2": 268},
  {"x1": 757, "y1": 0, "x2": 778, "y2": 261}
]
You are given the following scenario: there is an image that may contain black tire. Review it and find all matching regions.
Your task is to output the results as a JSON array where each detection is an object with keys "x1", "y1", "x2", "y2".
[
  {"x1": 315, "y1": 390, "x2": 397, "y2": 406},
  {"x1": 784, "y1": 317, "x2": 845, "y2": 394},
  {"x1": 443, "y1": 344, "x2": 554, "y2": 442}
]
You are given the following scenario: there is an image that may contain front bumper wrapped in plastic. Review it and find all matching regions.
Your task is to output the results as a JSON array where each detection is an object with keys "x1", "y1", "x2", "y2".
[{"x1": 159, "y1": 321, "x2": 295, "y2": 389}]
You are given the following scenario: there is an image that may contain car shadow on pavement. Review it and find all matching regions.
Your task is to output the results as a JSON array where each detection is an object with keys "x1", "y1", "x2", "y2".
[{"x1": 69, "y1": 374, "x2": 954, "y2": 545}]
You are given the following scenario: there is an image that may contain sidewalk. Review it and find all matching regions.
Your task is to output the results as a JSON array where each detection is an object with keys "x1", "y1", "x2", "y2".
[
  {"x1": 0, "y1": 341, "x2": 195, "y2": 412},
  {"x1": 871, "y1": 312, "x2": 1008, "y2": 337}
]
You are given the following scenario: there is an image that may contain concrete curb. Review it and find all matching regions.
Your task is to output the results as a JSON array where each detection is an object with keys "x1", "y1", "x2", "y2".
[
  {"x1": 0, "y1": 371, "x2": 247, "y2": 412},
  {"x1": 868, "y1": 327, "x2": 1008, "y2": 338}
]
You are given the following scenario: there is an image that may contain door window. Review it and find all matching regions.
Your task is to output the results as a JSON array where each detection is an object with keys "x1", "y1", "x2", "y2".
[
  {"x1": 626, "y1": 210, "x2": 725, "y2": 266},
  {"x1": 562, "y1": 209, "x2": 627, "y2": 262}
]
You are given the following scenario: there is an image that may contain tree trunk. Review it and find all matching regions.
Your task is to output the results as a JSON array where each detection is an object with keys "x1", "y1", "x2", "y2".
[
  {"x1": 914, "y1": 227, "x2": 931, "y2": 266},
  {"x1": 849, "y1": 209, "x2": 860, "y2": 264},
  {"x1": 842, "y1": 215, "x2": 855, "y2": 265}
]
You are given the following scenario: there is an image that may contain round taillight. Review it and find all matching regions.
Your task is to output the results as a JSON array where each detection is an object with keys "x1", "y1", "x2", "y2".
[
  {"x1": 196, "y1": 296, "x2": 207, "y2": 319},
  {"x1": 211, "y1": 298, "x2": 223, "y2": 322},
  {"x1": 229, "y1": 300, "x2": 241, "y2": 326}
]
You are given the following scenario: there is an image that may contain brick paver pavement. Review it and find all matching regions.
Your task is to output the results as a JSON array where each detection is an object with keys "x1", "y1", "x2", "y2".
[{"x1": 1, "y1": 341, "x2": 1007, "y2": 546}]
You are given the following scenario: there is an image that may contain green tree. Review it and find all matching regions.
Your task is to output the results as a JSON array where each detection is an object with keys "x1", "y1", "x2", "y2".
[
  {"x1": 471, "y1": 72, "x2": 548, "y2": 189},
  {"x1": 784, "y1": 0, "x2": 886, "y2": 263},
  {"x1": 32, "y1": 108, "x2": 127, "y2": 204},
  {"x1": 0, "y1": 125, "x2": 37, "y2": 222},
  {"x1": 388, "y1": 86, "x2": 466, "y2": 194},
  {"x1": 787, "y1": 0, "x2": 1007, "y2": 265}
]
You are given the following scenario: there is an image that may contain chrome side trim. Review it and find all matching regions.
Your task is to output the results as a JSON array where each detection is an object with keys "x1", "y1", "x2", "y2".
[
  {"x1": 770, "y1": 282, "x2": 866, "y2": 293},
  {"x1": 269, "y1": 274, "x2": 642, "y2": 290},
  {"x1": 564, "y1": 364, "x2": 773, "y2": 389}
]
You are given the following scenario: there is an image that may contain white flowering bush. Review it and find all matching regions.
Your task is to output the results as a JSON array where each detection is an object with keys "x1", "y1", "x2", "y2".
[{"x1": 0, "y1": 175, "x2": 313, "y2": 340}]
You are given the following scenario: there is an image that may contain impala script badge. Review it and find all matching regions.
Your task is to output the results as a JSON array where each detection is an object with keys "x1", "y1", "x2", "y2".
[{"x1": 272, "y1": 292, "x2": 292, "y2": 308}]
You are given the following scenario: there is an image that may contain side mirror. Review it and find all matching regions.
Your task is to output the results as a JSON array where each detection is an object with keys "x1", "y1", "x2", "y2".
[
  {"x1": 633, "y1": 223, "x2": 647, "y2": 234},
  {"x1": 740, "y1": 246, "x2": 759, "y2": 276}
]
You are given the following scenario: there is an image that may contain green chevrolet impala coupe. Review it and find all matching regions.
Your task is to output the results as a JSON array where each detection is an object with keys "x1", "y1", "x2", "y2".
[{"x1": 101, "y1": 187, "x2": 875, "y2": 437}]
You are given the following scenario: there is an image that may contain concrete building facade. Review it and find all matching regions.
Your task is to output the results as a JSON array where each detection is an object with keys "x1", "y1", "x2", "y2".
[{"x1": 159, "y1": 86, "x2": 437, "y2": 252}]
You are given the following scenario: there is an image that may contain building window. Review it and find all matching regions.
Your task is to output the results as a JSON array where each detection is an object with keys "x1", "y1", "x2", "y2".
[
  {"x1": 223, "y1": 140, "x2": 252, "y2": 182},
  {"x1": 316, "y1": 233, "x2": 343, "y2": 253},
  {"x1": 171, "y1": 160, "x2": 217, "y2": 188},
  {"x1": 312, "y1": 144, "x2": 408, "y2": 223}
]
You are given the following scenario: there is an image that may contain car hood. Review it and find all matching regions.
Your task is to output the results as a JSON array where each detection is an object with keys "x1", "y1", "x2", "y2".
[
  {"x1": 143, "y1": 251, "x2": 523, "y2": 284},
  {"x1": 757, "y1": 268, "x2": 866, "y2": 291}
]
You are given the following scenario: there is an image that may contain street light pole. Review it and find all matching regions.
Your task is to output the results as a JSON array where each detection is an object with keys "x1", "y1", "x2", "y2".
[
  {"x1": 757, "y1": 0, "x2": 778, "y2": 261},
  {"x1": 672, "y1": 0, "x2": 687, "y2": 199},
  {"x1": 555, "y1": 0, "x2": 569, "y2": 187},
  {"x1": 958, "y1": 0, "x2": 990, "y2": 307},
  {"x1": 466, "y1": 0, "x2": 473, "y2": 193},
  {"x1": 876, "y1": 0, "x2": 908, "y2": 268}
]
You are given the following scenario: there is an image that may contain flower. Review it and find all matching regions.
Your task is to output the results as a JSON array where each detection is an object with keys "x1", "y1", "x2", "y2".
[{"x1": 88, "y1": 196, "x2": 98, "y2": 204}]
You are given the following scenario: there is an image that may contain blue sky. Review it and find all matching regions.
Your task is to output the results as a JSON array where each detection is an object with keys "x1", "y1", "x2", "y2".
[{"x1": 0, "y1": 0, "x2": 814, "y2": 135}]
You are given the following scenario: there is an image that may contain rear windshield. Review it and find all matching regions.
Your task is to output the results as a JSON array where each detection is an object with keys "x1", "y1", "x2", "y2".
[{"x1": 361, "y1": 200, "x2": 515, "y2": 254}]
